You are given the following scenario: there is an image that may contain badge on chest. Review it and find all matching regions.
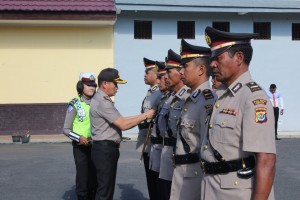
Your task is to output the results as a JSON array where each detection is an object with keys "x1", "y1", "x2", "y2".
[{"x1": 78, "y1": 108, "x2": 86, "y2": 117}]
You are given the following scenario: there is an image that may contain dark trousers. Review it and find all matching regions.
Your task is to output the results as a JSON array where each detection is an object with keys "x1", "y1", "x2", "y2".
[
  {"x1": 159, "y1": 178, "x2": 172, "y2": 200},
  {"x1": 92, "y1": 141, "x2": 120, "y2": 200},
  {"x1": 273, "y1": 107, "x2": 279, "y2": 137},
  {"x1": 72, "y1": 141, "x2": 97, "y2": 200}
]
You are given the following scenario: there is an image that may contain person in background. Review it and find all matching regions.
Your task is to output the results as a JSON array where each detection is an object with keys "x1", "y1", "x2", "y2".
[
  {"x1": 90, "y1": 68, "x2": 156, "y2": 200},
  {"x1": 266, "y1": 83, "x2": 284, "y2": 140},
  {"x1": 63, "y1": 72, "x2": 98, "y2": 200}
]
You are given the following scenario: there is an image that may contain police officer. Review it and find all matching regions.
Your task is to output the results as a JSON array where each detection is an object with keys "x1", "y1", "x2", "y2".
[
  {"x1": 158, "y1": 49, "x2": 190, "y2": 200},
  {"x1": 90, "y1": 68, "x2": 155, "y2": 200},
  {"x1": 200, "y1": 27, "x2": 276, "y2": 200},
  {"x1": 148, "y1": 61, "x2": 171, "y2": 200},
  {"x1": 170, "y1": 40, "x2": 217, "y2": 200},
  {"x1": 63, "y1": 72, "x2": 97, "y2": 200},
  {"x1": 136, "y1": 58, "x2": 163, "y2": 200}
]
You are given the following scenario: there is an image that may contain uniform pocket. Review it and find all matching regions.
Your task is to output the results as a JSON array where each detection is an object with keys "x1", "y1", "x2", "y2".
[
  {"x1": 212, "y1": 115, "x2": 239, "y2": 144},
  {"x1": 220, "y1": 172, "x2": 253, "y2": 189},
  {"x1": 182, "y1": 162, "x2": 202, "y2": 178}
]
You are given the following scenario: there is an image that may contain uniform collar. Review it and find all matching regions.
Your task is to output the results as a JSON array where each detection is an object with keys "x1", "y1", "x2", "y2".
[
  {"x1": 174, "y1": 85, "x2": 190, "y2": 100},
  {"x1": 150, "y1": 84, "x2": 159, "y2": 93},
  {"x1": 190, "y1": 81, "x2": 210, "y2": 103}
]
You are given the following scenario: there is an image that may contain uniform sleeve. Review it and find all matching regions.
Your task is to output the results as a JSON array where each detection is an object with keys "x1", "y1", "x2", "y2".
[
  {"x1": 63, "y1": 105, "x2": 76, "y2": 136},
  {"x1": 242, "y1": 92, "x2": 276, "y2": 154},
  {"x1": 97, "y1": 100, "x2": 121, "y2": 124}
]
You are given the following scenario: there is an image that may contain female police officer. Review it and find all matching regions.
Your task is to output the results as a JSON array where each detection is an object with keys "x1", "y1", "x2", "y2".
[{"x1": 63, "y1": 72, "x2": 97, "y2": 200}]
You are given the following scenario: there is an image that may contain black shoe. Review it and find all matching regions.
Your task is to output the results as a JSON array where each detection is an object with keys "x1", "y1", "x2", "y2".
[{"x1": 276, "y1": 137, "x2": 280, "y2": 140}]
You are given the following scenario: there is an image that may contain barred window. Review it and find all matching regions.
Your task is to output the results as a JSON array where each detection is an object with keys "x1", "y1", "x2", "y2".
[
  {"x1": 177, "y1": 21, "x2": 195, "y2": 39},
  {"x1": 292, "y1": 23, "x2": 300, "y2": 40},
  {"x1": 134, "y1": 20, "x2": 152, "y2": 39},
  {"x1": 212, "y1": 22, "x2": 230, "y2": 32},
  {"x1": 253, "y1": 22, "x2": 271, "y2": 40}
]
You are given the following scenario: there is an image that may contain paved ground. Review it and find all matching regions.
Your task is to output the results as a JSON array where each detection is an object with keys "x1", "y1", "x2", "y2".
[{"x1": 0, "y1": 139, "x2": 299, "y2": 200}]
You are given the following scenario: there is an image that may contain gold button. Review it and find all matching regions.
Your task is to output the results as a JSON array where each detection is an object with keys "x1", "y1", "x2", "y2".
[
  {"x1": 215, "y1": 104, "x2": 220, "y2": 108},
  {"x1": 209, "y1": 124, "x2": 212, "y2": 128},
  {"x1": 194, "y1": 171, "x2": 198, "y2": 175},
  {"x1": 222, "y1": 121, "x2": 226, "y2": 125},
  {"x1": 204, "y1": 145, "x2": 208, "y2": 150},
  {"x1": 184, "y1": 109, "x2": 187, "y2": 112},
  {"x1": 234, "y1": 181, "x2": 238, "y2": 186}
]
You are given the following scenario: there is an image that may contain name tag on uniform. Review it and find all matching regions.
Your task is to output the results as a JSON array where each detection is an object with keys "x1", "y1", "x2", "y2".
[{"x1": 78, "y1": 108, "x2": 86, "y2": 117}]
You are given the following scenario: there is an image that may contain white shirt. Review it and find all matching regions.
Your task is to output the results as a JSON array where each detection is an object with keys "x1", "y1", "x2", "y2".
[{"x1": 266, "y1": 90, "x2": 284, "y2": 109}]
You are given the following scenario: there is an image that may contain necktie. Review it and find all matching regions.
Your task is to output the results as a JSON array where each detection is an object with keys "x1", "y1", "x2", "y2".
[{"x1": 272, "y1": 93, "x2": 276, "y2": 107}]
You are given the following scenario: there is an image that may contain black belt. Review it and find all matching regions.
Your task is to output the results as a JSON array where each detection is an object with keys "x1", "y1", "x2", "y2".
[
  {"x1": 93, "y1": 140, "x2": 120, "y2": 148},
  {"x1": 163, "y1": 137, "x2": 176, "y2": 146},
  {"x1": 138, "y1": 122, "x2": 150, "y2": 130},
  {"x1": 201, "y1": 156, "x2": 255, "y2": 175},
  {"x1": 150, "y1": 136, "x2": 163, "y2": 144},
  {"x1": 173, "y1": 153, "x2": 200, "y2": 165}
]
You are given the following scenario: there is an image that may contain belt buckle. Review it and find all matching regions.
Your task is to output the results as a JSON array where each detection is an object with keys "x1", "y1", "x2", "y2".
[{"x1": 201, "y1": 160, "x2": 206, "y2": 174}]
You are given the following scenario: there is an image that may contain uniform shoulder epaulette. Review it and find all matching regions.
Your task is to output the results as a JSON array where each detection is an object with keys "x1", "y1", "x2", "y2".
[
  {"x1": 202, "y1": 89, "x2": 214, "y2": 100},
  {"x1": 246, "y1": 82, "x2": 262, "y2": 93},
  {"x1": 68, "y1": 97, "x2": 78, "y2": 106},
  {"x1": 104, "y1": 96, "x2": 113, "y2": 103},
  {"x1": 192, "y1": 89, "x2": 201, "y2": 98}
]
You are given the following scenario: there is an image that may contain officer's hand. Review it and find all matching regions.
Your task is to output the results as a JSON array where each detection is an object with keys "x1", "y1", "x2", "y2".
[
  {"x1": 144, "y1": 109, "x2": 156, "y2": 120},
  {"x1": 79, "y1": 136, "x2": 89, "y2": 146}
]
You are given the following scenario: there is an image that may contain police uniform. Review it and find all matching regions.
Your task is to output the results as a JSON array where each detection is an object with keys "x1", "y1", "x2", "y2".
[
  {"x1": 90, "y1": 69, "x2": 127, "y2": 200},
  {"x1": 63, "y1": 72, "x2": 97, "y2": 200},
  {"x1": 200, "y1": 27, "x2": 276, "y2": 200},
  {"x1": 136, "y1": 58, "x2": 163, "y2": 200},
  {"x1": 170, "y1": 40, "x2": 217, "y2": 200}
]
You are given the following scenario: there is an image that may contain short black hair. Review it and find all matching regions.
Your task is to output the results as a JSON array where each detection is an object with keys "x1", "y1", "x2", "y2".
[
  {"x1": 270, "y1": 84, "x2": 277, "y2": 89},
  {"x1": 226, "y1": 44, "x2": 253, "y2": 65}
]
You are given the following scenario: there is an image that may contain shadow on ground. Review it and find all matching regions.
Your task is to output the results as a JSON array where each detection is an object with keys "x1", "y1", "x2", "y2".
[
  {"x1": 62, "y1": 185, "x2": 76, "y2": 200},
  {"x1": 118, "y1": 184, "x2": 148, "y2": 200}
]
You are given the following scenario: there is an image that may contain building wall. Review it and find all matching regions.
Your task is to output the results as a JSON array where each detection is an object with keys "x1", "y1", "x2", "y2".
[
  {"x1": 0, "y1": 25, "x2": 114, "y2": 135},
  {"x1": 114, "y1": 11, "x2": 300, "y2": 133}
]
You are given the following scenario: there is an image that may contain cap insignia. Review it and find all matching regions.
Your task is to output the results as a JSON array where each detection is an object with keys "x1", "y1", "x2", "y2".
[{"x1": 205, "y1": 33, "x2": 211, "y2": 46}]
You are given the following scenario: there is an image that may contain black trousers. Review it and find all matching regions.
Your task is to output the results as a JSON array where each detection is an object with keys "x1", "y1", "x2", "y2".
[
  {"x1": 72, "y1": 141, "x2": 97, "y2": 200},
  {"x1": 92, "y1": 141, "x2": 120, "y2": 200},
  {"x1": 159, "y1": 178, "x2": 172, "y2": 200},
  {"x1": 273, "y1": 107, "x2": 279, "y2": 137}
]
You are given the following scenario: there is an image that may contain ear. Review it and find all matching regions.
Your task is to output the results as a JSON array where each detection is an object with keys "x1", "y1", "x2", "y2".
[
  {"x1": 235, "y1": 51, "x2": 244, "y2": 66},
  {"x1": 197, "y1": 64, "x2": 205, "y2": 76}
]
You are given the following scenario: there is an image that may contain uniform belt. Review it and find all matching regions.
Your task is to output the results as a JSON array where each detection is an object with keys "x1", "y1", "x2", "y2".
[
  {"x1": 201, "y1": 156, "x2": 255, "y2": 175},
  {"x1": 93, "y1": 140, "x2": 120, "y2": 148},
  {"x1": 173, "y1": 153, "x2": 200, "y2": 165},
  {"x1": 138, "y1": 122, "x2": 150, "y2": 130},
  {"x1": 163, "y1": 137, "x2": 176, "y2": 146},
  {"x1": 150, "y1": 136, "x2": 163, "y2": 144}
]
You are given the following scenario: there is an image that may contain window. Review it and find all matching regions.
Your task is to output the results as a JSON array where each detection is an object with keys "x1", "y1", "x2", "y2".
[
  {"x1": 212, "y1": 22, "x2": 230, "y2": 32},
  {"x1": 292, "y1": 23, "x2": 300, "y2": 40},
  {"x1": 134, "y1": 20, "x2": 152, "y2": 39},
  {"x1": 177, "y1": 21, "x2": 195, "y2": 39},
  {"x1": 253, "y1": 22, "x2": 271, "y2": 40}
]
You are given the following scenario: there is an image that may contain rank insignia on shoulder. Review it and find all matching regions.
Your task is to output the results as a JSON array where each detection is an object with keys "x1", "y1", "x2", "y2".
[
  {"x1": 68, "y1": 98, "x2": 78, "y2": 106},
  {"x1": 220, "y1": 108, "x2": 238, "y2": 116},
  {"x1": 203, "y1": 89, "x2": 214, "y2": 100},
  {"x1": 178, "y1": 88, "x2": 186, "y2": 96},
  {"x1": 104, "y1": 96, "x2": 112, "y2": 102},
  {"x1": 192, "y1": 89, "x2": 201, "y2": 98},
  {"x1": 252, "y1": 99, "x2": 267, "y2": 106},
  {"x1": 255, "y1": 107, "x2": 267, "y2": 123},
  {"x1": 246, "y1": 82, "x2": 262, "y2": 92},
  {"x1": 232, "y1": 83, "x2": 242, "y2": 93}
]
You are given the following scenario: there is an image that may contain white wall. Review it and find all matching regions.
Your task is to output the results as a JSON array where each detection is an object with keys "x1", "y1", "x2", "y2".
[{"x1": 114, "y1": 11, "x2": 300, "y2": 133}]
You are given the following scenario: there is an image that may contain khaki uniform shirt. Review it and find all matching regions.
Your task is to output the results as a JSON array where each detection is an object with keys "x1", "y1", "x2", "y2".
[
  {"x1": 170, "y1": 81, "x2": 217, "y2": 200},
  {"x1": 136, "y1": 85, "x2": 162, "y2": 153},
  {"x1": 90, "y1": 90, "x2": 122, "y2": 143},
  {"x1": 200, "y1": 71, "x2": 276, "y2": 200},
  {"x1": 160, "y1": 85, "x2": 190, "y2": 181},
  {"x1": 149, "y1": 92, "x2": 172, "y2": 172}
]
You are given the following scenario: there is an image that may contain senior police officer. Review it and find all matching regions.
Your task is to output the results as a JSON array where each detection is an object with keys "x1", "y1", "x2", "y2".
[
  {"x1": 63, "y1": 72, "x2": 97, "y2": 200},
  {"x1": 148, "y1": 61, "x2": 171, "y2": 200},
  {"x1": 90, "y1": 68, "x2": 155, "y2": 200},
  {"x1": 158, "y1": 49, "x2": 190, "y2": 200},
  {"x1": 170, "y1": 39, "x2": 217, "y2": 200},
  {"x1": 136, "y1": 58, "x2": 163, "y2": 200},
  {"x1": 200, "y1": 27, "x2": 276, "y2": 200}
]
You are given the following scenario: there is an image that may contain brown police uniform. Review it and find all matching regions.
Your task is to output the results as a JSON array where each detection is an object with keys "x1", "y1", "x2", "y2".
[
  {"x1": 200, "y1": 27, "x2": 276, "y2": 200},
  {"x1": 170, "y1": 81, "x2": 216, "y2": 200}
]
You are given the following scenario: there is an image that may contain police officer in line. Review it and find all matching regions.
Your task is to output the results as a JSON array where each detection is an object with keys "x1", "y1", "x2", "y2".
[
  {"x1": 136, "y1": 58, "x2": 163, "y2": 200},
  {"x1": 148, "y1": 61, "x2": 171, "y2": 200},
  {"x1": 200, "y1": 27, "x2": 276, "y2": 200},
  {"x1": 63, "y1": 72, "x2": 98, "y2": 200},
  {"x1": 170, "y1": 40, "x2": 217, "y2": 200},
  {"x1": 90, "y1": 68, "x2": 155, "y2": 200},
  {"x1": 158, "y1": 49, "x2": 190, "y2": 200}
]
